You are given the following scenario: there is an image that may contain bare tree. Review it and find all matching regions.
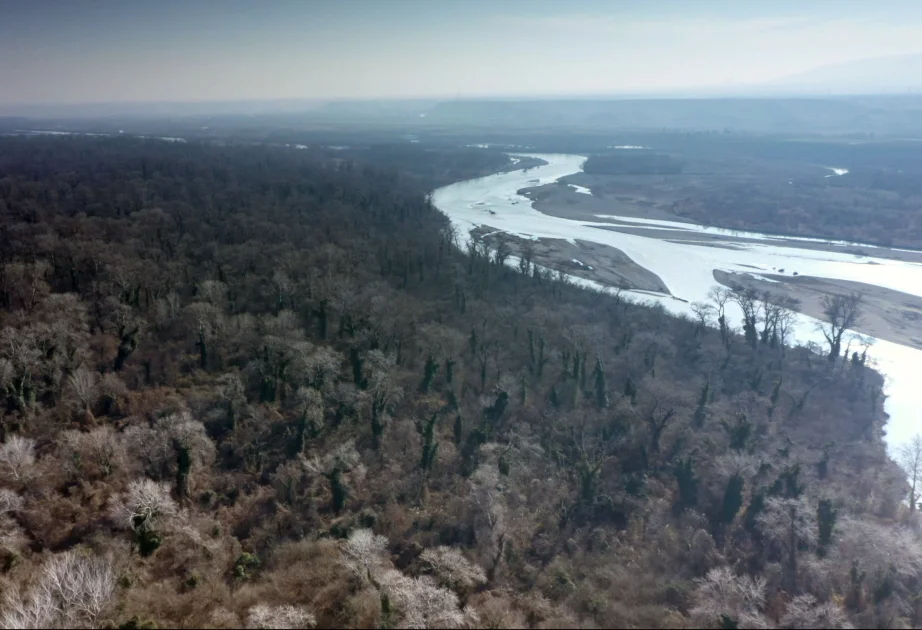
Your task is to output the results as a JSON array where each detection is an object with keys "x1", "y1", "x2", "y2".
[
  {"x1": 123, "y1": 411, "x2": 215, "y2": 486},
  {"x1": 731, "y1": 286, "x2": 762, "y2": 349},
  {"x1": 0, "y1": 488, "x2": 26, "y2": 552},
  {"x1": 61, "y1": 427, "x2": 127, "y2": 478},
  {"x1": 0, "y1": 436, "x2": 36, "y2": 482},
  {"x1": 379, "y1": 569, "x2": 477, "y2": 629},
  {"x1": 0, "y1": 550, "x2": 116, "y2": 629},
  {"x1": 757, "y1": 496, "x2": 817, "y2": 592},
  {"x1": 690, "y1": 566, "x2": 770, "y2": 629},
  {"x1": 898, "y1": 434, "x2": 922, "y2": 512},
  {"x1": 340, "y1": 528, "x2": 389, "y2": 584},
  {"x1": 246, "y1": 604, "x2": 316, "y2": 629},
  {"x1": 779, "y1": 594, "x2": 852, "y2": 629},
  {"x1": 708, "y1": 286, "x2": 733, "y2": 348},
  {"x1": 67, "y1": 367, "x2": 99, "y2": 413},
  {"x1": 691, "y1": 301, "x2": 716, "y2": 331},
  {"x1": 111, "y1": 478, "x2": 179, "y2": 534},
  {"x1": 420, "y1": 546, "x2": 487, "y2": 593},
  {"x1": 819, "y1": 293, "x2": 862, "y2": 363},
  {"x1": 774, "y1": 297, "x2": 800, "y2": 354}
]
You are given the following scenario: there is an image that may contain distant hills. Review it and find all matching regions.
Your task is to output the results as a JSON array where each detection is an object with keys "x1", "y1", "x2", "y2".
[{"x1": 766, "y1": 54, "x2": 922, "y2": 95}]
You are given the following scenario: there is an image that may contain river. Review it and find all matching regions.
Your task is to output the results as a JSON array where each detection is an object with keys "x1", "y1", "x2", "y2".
[{"x1": 431, "y1": 153, "x2": 922, "y2": 450}]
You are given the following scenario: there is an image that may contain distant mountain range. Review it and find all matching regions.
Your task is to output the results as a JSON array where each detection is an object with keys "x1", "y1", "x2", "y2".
[{"x1": 765, "y1": 54, "x2": 922, "y2": 95}]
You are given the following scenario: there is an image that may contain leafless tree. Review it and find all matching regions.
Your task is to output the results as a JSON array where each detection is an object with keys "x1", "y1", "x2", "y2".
[
  {"x1": 829, "y1": 516, "x2": 922, "y2": 596},
  {"x1": 379, "y1": 569, "x2": 477, "y2": 629},
  {"x1": 246, "y1": 604, "x2": 316, "y2": 629},
  {"x1": 68, "y1": 367, "x2": 99, "y2": 413},
  {"x1": 774, "y1": 297, "x2": 800, "y2": 353},
  {"x1": 420, "y1": 547, "x2": 487, "y2": 593},
  {"x1": 340, "y1": 528, "x2": 389, "y2": 584},
  {"x1": 0, "y1": 436, "x2": 36, "y2": 482},
  {"x1": 0, "y1": 488, "x2": 26, "y2": 552},
  {"x1": 0, "y1": 550, "x2": 116, "y2": 629},
  {"x1": 123, "y1": 411, "x2": 215, "y2": 482},
  {"x1": 61, "y1": 427, "x2": 127, "y2": 478},
  {"x1": 691, "y1": 301, "x2": 716, "y2": 330},
  {"x1": 364, "y1": 350, "x2": 403, "y2": 448},
  {"x1": 779, "y1": 594, "x2": 852, "y2": 629},
  {"x1": 818, "y1": 293, "x2": 863, "y2": 363},
  {"x1": 111, "y1": 478, "x2": 179, "y2": 534},
  {"x1": 757, "y1": 496, "x2": 817, "y2": 592},
  {"x1": 898, "y1": 434, "x2": 922, "y2": 512},
  {"x1": 731, "y1": 286, "x2": 762, "y2": 348},
  {"x1": 690, "y1": 566, "x2": 770, "y2": 629},
  {"x1": 708, "y1": 286, "x2": 733, "y2": 348}
]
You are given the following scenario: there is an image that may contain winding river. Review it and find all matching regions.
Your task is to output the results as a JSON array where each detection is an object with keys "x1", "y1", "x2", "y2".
[{"x1": 431, "y1": 154, "x2": 922, "y2": 450}]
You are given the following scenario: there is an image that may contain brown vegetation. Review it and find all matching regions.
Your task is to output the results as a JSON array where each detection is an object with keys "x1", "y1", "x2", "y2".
[{"x1": 0, "y1": 136, "x2": 914, "y2": 628}]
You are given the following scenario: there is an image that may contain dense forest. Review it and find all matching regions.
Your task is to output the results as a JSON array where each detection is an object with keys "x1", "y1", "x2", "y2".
[{"x1": 0, "y1": 136, "x2": 916, "y2": 629}]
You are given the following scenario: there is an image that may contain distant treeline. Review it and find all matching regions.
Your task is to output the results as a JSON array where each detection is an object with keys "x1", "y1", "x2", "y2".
[{"x1": 583, "y1": 151, "x2": 685, "y2": 175}]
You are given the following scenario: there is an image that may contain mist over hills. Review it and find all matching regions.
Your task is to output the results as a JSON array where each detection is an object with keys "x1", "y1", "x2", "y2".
[
  {"x1": 767, "y1": 53, "x2": 922, "y2": 95},
  {"x1": 5, "y1": 54, "x2": 922, "y2": 136}
]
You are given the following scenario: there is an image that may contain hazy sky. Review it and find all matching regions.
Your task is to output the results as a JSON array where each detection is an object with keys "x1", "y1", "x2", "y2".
[{"x1": 3, "y1": 0, "x2": 922, "y2": 104}]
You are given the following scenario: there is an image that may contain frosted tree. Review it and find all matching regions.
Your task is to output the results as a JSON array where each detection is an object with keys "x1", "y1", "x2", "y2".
[
  {"x1": 0, "y1": 435, "x2": 36, "y2": 482},
  {"x1": 780, "y1": 594, "x2": 852, "y2": 629},
  {"x1": 0, "y1": 488, "x2": 25, "y2": 552},
  {"x1": 61, "y1": 427, "x2": 126, "y2": 478},
  {"x1": 246, "y1": 604, "x2": 316, "y2": 629},
  {"x1": 420, "y1": 547, "x2": 487, "y2": 593},
  {"x1": 819, "y1": 292, "x2": 863, "y2": 362},
  {"x1": 111, "y1": 478, "x2": 179, "y2": 537},
  {"x1": 690, "y1": 566, "x2": 770, "y2": 629},
  {"x1": 364, "y1": 350, "x2": 403, "y2": 449},
  {"x1": 828, "y1": 516, "x2": 922, "y2": 607},
  {"x1": 897, "y1": 434, "x2": 922, "y2": 512},
  {"x1": 340, "y1": 528, "x2": 389, "y2": 584},
  {"x1": 757, "y1": 496, "x2": 817, "y2": 592},
  {"x1": 0, "y1": 550, "x2": 116, "y2": 629},
  {"x1": 379, "y1": 569, "x2": 477, "y2": 629},
  {"x1": 67, "y1": 367, "x2": 99, "y2": 415},
  {"x1": 123, "y1": 411, "x2": 214, "y2": 495}
]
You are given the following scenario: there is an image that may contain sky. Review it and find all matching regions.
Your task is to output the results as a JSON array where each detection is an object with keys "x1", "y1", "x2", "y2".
[{"x1": 3, "y1": 0, "x2": 922, "y2": 104}]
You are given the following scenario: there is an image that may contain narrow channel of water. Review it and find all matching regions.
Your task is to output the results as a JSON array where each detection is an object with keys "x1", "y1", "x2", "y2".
[{"x1": 431, "y1": 154, "x2": 922, "y2": 449}]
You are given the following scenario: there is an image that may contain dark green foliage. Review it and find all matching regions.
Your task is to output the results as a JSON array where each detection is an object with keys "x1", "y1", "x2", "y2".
[
  {"x1": 175, "y1": 441, "x2": 191, "y2": 500},
  {"x1": 119, "y1": 616, "x2": 158, "y2": 630},
  {"x1": 327, "y1": 467, "x2": 349, "y2": 514},
  {"x1": 674, "y1": 457, "x2": 698, "y2": 511},
  {"x1": 817, "y1": 498, "x2": 837, "y2": 554},
  {"x1": 289, "y1": 411, "x2": 309, "y2": 458},
  {"x1": 744, "y1": 491, "x2": 766, "y2": 533},
  {"x1": 624, "y1": 376, "x2": 637, "y2": 404},
  {"x1": 453, "y1": 414, "x2": 463, "y2": 445},
  {"x1": 420, "y1": 354, "x2": 439, "y2": 393},
  {"x1": 418, "y1": 413, "x2": 439, "y2": 472},
  {"x1": 593, "y1": 356, "x2": 608, "y2": 409},
  {"x1": 234, "y1": 552, "x2": 260, "y2": 580},
  {"x1": 769, "y1": 464, "x2": 805, "y2": 499},
  {"x1": 722, "y1": 414, "x2": 751, "y2": 451},
  {"x1": 445, "y1": 356, "x2": 455, "y2": 384},
  {"x1": 693, "y1": 379, "x2": 709, "y2": 427},
  {"x1": 137, "y1": 530, "x2": 162, "y2": 557},
  {"x1": 483, "y1": 391, "x2": 509, "y2": 424},
  {"x1": 721, "y1": 473, "x2": 744, "y2": 525},
  {"x1": 461, "y1": 429, "x2": 488, "y2": 476}
]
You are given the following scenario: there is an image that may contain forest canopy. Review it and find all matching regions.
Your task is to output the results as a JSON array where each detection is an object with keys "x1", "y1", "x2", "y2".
[{"x1": 0, "y1": 136, "x2": 914, "y2": 629}]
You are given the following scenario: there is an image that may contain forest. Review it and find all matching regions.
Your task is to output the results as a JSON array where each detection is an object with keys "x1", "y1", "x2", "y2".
[{"x1": 0, "y1": 136, "x2": 917, "y2": 629}]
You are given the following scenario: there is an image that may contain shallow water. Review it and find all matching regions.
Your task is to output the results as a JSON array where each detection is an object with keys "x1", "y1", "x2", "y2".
[{"x1": 431, "y1": 154, "x2": 922, "y2": 449}]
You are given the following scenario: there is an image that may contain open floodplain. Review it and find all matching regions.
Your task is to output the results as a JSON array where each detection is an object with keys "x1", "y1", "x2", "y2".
[{"x1": 432, "y1": 153, "x2": 922, "y2": 450}]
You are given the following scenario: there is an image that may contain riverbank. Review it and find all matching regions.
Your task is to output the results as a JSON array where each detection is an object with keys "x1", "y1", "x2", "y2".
[
  {"x1": 473, "y1": 227, "x2": 671, "y2": 293},
  {"x1": 715, "y1": 269, "x2": 922, "y2": 350}
]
